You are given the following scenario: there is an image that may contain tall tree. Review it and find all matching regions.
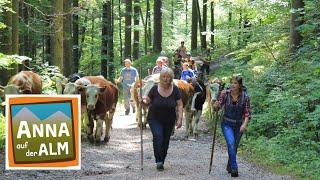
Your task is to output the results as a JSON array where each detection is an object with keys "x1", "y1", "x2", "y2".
[
  {"x1": 12, "y1": 0, "x2": 19, "y2": 54},
  {"x1": 109, "y1": 0, "x2": 115, "y2": 80},
  {"x1": 133, "y1": 0, "x2": 140, "y2": 60},
  {"x1": 73, "y1": 0, "x2": 79, "y2": 73},
  {"x1": 101, "y1": 2, "x2": 109, "y2": 78},
  {"x1": 0, "y1": 1, "x2": 12, "y2": 54},
  {"x1": 146, "y1": 0, "x2": 151, "y2": 50},
  {"x1": 210, "y1": 1, "x2": 215, "y2": 50},
  {"x1": 101, "y1": 0, "x2": 114, "y2": 79},
  {"x1": 53, "y1": 0, "x2": 64, "y2": 72},
  {"x1": 153, "y1": 0, "x2": 162, "y2": 53},
  {"x1": 124, "y1": 0, "x2": 132, "y2": 59},
  {"x1": 185, "y1": 0, "x2": 188, "y2": 35},
  {"x1": 237, "y1": 9, "x2": 242, "y2": 48},
  {"x1": 228, "y1": 10, "x2": 232, "y2": 50},
  {"x1": 289, "y1": 0, "x2": 305, "y2": 53},
  {"x1": 191, "y1": 0, "x2": 198, "y2": 51},
  {"x1": 201, "y1": 0, "x2": 207, "y2": 50},
  {"x1": 118, "y1": 0, "x2": 123, "y2": 63},
  {"x1": 63, "y1": 0, "x2": 72, "y2": 76}
]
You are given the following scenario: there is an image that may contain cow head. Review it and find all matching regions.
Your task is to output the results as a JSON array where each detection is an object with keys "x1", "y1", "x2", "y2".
[
  {"x1": 63, "y1": 82, "x2": 82, "y2": 94},
  {"x1": 141, "y1": 74, "x2": 160, "y2": 97},
  {"x1": 209, "y1": 78, "x2": 225, "y2": 103},
  {"x1": 85, "y1": 84, "x2": 106, "y2": 110}
]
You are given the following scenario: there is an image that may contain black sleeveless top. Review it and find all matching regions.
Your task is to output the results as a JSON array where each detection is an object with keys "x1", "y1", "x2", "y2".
[{"x1": 147, "y1": 84, "x2": 181, "y2": 125}]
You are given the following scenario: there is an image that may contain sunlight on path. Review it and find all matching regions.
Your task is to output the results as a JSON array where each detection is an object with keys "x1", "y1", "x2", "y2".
[{"x1": 112, "y1": 105, "x2": 139, "y2": 129}]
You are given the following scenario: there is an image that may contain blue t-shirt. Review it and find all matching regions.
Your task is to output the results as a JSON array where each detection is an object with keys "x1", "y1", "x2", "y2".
[
  {"x1": 120, "y1": 67, "x2": 138, "y2": 88},
  {"x1": 180, "y1": 69, "x2": 195, "y2": 81}
]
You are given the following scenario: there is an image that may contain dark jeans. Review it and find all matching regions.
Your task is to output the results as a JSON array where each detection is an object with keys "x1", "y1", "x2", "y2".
[
  {"x1": 148, "y1": 118, "x2": 175, "y2": 164},
  {"x1": 221, "y1": 121, "x2": 242, "y2": 169}
]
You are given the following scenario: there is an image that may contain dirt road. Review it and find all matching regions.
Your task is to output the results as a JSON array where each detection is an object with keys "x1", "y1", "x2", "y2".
[{"x1": 0, "y1": 105, "x2": 291, "y2": 180}]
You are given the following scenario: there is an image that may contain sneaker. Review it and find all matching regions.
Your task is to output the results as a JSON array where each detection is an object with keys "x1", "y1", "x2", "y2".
[
  {"x1": 156, "y1": 162, "x2": 164, "y2": 171},
  {"x1": 125, "y1": 109, "x2": 129, "y2": 115},
  {"x1": 231, "y1": 169, "x2": 238, "y2": 177}
]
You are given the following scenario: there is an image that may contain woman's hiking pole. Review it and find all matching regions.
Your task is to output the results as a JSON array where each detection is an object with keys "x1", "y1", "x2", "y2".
[
  {"x1": 208, "y1": 82, "x2": 223, "y2": 174},
  {"x1": 209, "y1": 109, "x2": 219, "y2": 174},
  {"x1": 139, "y1": 64, "x2": 144, "y2": 171}
]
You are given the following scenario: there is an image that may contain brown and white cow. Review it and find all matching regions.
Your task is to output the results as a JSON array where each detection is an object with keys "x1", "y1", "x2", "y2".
[
  {"x1": 0, "y1": 71, "x2": 42, "y2": 95},
  {"x1": 80, "y1": 76, "x2": 119, "y2": 144},
  {"x1": 130, "y1": 79, "x2": 148, "y2": 128}
]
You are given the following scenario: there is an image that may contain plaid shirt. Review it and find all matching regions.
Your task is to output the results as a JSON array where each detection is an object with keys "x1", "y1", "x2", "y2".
[{"x1": 218, "y1": 89, "x2": 251, "y2": 120}]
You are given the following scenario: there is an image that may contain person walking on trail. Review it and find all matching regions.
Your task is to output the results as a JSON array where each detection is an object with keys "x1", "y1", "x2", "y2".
[
  {"x1": 152, "y1": 58, "x2": 166, "y2": 74},
  {"x1": 213, "y1": 75, "x2": 251, "y2": 177},
  {"x1": 116, "y1": 59, "x2": 139, "y2": 115},
  {"x1": 180, "y1": 62, "x2": 195, "y2": 82},
  {"x1": 140, "y1": 68, "x2": 183, "y2": 171},
  {"x1": 178, "y1": 41, "x2": 187, "y2": 58}
]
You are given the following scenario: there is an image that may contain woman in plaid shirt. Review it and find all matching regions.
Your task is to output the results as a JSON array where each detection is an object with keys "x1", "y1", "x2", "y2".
[{"x1": 213, "y1": 75, "x2": 251, "y2": 177}]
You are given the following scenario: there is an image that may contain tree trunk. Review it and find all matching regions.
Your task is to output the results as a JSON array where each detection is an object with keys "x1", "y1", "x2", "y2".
[
  {"x1": 196, "y1": 0, "x2": 205, "y2": 48},
  {"x1": 79, "y1": 9, "x2": 89, "y2": 61},
  {"x1": 153, "y1": 0, "x2": 162, "y2": 53},
  {"x1": 73, "y1": 0, "x2": 79, "y2": 73},
  {"x1": 12, "y1": 0, "x2": 19, "y2": 54},
  {"x1": 118, "y1": 0, "x2": 123, "y2": 63},
  {"x1": 185, "y1": 0, "x2": 188, "y2": 35},
  {"x1": 124, "y1": 0, "x2": 132, "y2": 59},
  {"x1": 133, "y1": 0, "x2": 140, "y2": 60},
  {"x1": 289, "y1": 0, "x2": 305, "y2": 53},
  {"x1": 202, "y1": 0, "x2": 207, "y2": 50},
  {"x1": 146, "y1": 0, "x2": 151, "y2": 50},
  {"x1": 19, "y1": 0, "x2": 30, "y2": 57},
  {"x1": 237, "y1": 9, "x2": 242, "y2": 48},
  {"x1": 90, "y1": 13, "x2": 95, "y2": 74},
  {"x1": 53, "y1": 0, "x2": 64, "y2": 72},
  {"x1": 63, "y1": 0, "x2": 72, "y2": 76},
  {"x1": 228, "y1": 10, "x2": 232, "y2": 50},
  {"x1": 101, "y1": 2, "x2": 109, "y2": 78},
  {"x1": 108, "y1": 0, "x2": 115, "y2": 80},
  {"x1": 0, "y1": 1, "x2": 12, "y2": 54},
  {"x1": 45, "y1": 16, "x2": 52, "y2": 65},
  {"x1": 191, "y1": 0, "x2": 198, "y2": 51},
  {"x1": 140, "y1": 8, "x2": 148, "y2": 55},
  {"x1": 210, "y1": 1, "x2": 214, "y2": 50}
]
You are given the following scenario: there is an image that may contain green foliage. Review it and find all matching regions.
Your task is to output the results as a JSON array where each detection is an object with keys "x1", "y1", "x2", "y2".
[
  {"x1": 0, "y1": 114, "x2": 4, "y2": 150},
  {"x1": 0, "y1": 53, "x2": 28, "y2": 69}
]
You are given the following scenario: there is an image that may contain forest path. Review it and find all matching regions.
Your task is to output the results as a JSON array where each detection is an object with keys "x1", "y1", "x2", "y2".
[{"x1": 0, "y1": 104, "x2": 292, "y2": 180}]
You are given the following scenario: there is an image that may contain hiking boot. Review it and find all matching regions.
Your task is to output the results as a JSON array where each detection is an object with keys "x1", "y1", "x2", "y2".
[
  {"x1": 226, "y1": 162, "x2": 231, "y2": 173},
  {"x1": 156, "y1": 162, "x2": 164, "y2": 171},
  {"x1": 231, "y1": 169, "x2": 238, "y2": 177}
]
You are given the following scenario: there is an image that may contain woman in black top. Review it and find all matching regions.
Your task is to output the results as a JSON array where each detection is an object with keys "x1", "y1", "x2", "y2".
[{"x1": 142, "y1": 68, "x2": 183, "y2": 171}]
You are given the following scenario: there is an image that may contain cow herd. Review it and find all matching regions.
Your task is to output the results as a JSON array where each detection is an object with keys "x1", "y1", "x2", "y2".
[{"x1": 1, "y1": 70, "x2": 217, "y2": 145}]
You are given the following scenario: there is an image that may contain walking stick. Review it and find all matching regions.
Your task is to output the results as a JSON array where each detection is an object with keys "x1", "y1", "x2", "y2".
[
  {"x1": 139, "y1": 64, "x2": 144, "y2": 171},
  {"x1": 209, "y1": 109, "x2": 219, "y2": 174},
  {"x1": 208, "y1": 82, "x2": 222, "y2": 174}
]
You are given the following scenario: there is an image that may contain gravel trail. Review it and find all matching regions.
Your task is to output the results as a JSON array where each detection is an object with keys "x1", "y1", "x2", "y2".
[{"x1": 0, "y1": 105, "x2": 291, "y2": 180}]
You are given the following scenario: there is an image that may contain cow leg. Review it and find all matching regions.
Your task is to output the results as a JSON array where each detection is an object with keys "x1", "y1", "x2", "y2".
[
  {"x1": 184, "y1": 108, "x2": 193, "y2": 138},
  {"x1": 136, "y1": 104, "x2": 142, "y2": 127},
  {"x1": 142, "y1": 108, "x2": 148, "y2": 129},
  {"x1": 95, "y1": 118, "x2": 104, "y2": 144},
  {"x1": 104, "y1": 108, "x2": 115, "y2": 143},
  {"x1": 86, "y1": 115, "x2": 94, "y2": 143},
  {"x1": 193, "y1": 110, "x2": 202, "y2": 138},
  {"x1": 81, "y1": 106, "x2": 88, "y2": 133}
]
